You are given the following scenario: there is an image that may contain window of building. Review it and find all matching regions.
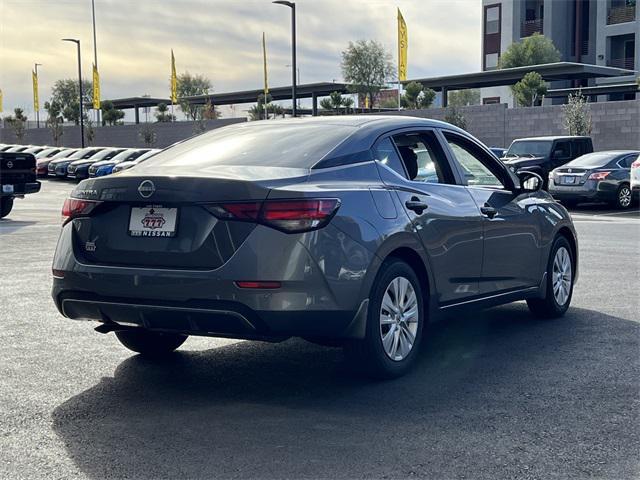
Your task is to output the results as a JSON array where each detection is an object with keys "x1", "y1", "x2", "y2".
[
  {"x1": 483, "y1": 97, "x2": 501, "y2": 105},
  {"x1": 485, "y1": 6, "x2": 500, "y2": 34},
  {"x1": 485, "y1": 53, "x2": 499, "y2": 70}
]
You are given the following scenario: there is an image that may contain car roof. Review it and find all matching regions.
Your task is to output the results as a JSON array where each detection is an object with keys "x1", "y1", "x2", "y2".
[
  {"x1": 248, "y1": 114, "x2": 462, "y2": 131},
  {"x1": 512, "y1": 136, "x2": 591, "y2": 141}
]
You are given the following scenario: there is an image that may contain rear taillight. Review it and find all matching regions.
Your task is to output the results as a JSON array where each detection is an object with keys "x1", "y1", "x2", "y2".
[
  {"x1": 588, "y1": 171, "x2": 610, "y2": 181},
  {"x1": 61, "y1": 198, "x2": 102, "y2": 225},
  {"x1": 207, "y1": 198, "x2": 340, "y2": 233}
]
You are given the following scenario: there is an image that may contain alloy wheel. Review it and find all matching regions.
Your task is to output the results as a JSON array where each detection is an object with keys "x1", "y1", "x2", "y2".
[
  {"x1": 552, "y1": 247, "x2": 572, "y2": 306},
  {"x1": 379, "y1": 276, "x2": 419, "y2": 361},
  {"x1": 619, "y1": 186, "x2": 631, "y2": 208}
]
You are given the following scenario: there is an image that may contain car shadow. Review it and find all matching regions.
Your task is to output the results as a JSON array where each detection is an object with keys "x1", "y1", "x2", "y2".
[{"x1": 52, "y1": 304, "x2": 639, "y2": 479}]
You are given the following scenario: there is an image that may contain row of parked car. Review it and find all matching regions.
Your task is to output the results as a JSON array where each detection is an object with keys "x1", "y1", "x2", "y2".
[
  {"x1": 491, "y1": 136, "x2": 639, "y2": 210},
  {"x1": 0, "y1": 144, "x2": 160, "y2": 180}
]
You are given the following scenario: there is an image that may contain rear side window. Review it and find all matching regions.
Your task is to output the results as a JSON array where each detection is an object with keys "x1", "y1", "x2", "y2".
[
  {"x1": 143, "y1": 122, "x2": 357, "y2": 169},
  {"x1": 618, "y1": 154, "x2": 637, "y2": 169},
  {"x1": 372, "y1": 137, "x2": 407, "y2": 177},
  {"x1": 554, "y1": 141, "x2": 571, "y2": 159}
]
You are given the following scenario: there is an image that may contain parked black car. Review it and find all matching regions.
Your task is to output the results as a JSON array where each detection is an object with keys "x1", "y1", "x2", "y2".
[
  {"x1": 502, "y1": 136, "x2": 594, "y2": 188},
  {"x1": 549, "y1": 150, "x2": 639, "y2": 209},
  {"x1": 0, "y1": 152, "x2": 41, "y2": 218}
]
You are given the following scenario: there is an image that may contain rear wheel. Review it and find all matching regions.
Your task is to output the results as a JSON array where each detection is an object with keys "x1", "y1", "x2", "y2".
[
  {"x1": 115, "y1": 329, "x2": 187, "y2": 357},
  {"x1": 527, "y1": 235, "x2": 574, "y2": 319},
  {"x1": 0, "y1": 197, "x2": 14, "y2": 219},
  {"x1": 614, "y1": 184, "x2": 632, "y2": 209},
  {"x1": 345, "y1": 258, "x2": 424, "y2": 379}
]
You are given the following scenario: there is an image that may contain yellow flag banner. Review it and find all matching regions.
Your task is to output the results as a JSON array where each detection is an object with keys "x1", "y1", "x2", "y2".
[
  {"x1": 32, "y1": 71, "x2": 39, "y2": 112},
  {"x1": 171, "y1": 49, "x2": 178, "y2": 104},
  {"x1": 0, "y1": 88, "x2": 3, "y2": 113},
  {"x1": 92, "y1": 64, "x2": 101, "y2": 110},
  {"x1": 397, "y1": 8, "x2": 408, "y2": 82},
  {"x1": 262, "y1": 32, "x2": 269, "y2": 97}
]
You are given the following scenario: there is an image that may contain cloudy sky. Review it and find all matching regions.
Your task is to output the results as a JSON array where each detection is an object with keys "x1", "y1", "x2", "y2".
[{"x1": 1, "y1": 0, "x2": 482, "y2": 119}]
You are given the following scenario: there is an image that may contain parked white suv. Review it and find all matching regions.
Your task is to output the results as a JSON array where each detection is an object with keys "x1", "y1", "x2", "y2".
[{"x1": 631, "y1": 153, "x2": 640, "y2": 205}]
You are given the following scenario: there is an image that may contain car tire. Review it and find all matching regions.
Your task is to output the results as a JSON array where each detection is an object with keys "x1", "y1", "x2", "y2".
[
  {"x1": 115, "y1": 329, "x2": 187, "y2": 357},
  {"x1": 527, "y1": 235, "x2": 574, "y2": 319},
  {"x1": 0, "y1": 197, "x2": 14, "y2": 219},
  {"x1": 614, "y1": 184, "x2": 632, "y2": 209},
  {"x1": 345, "y1": 258, "x2": 425, "y2": 379}
]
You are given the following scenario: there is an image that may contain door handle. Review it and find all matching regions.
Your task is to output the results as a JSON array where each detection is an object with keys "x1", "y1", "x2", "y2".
[
  {"x1": 405, "y1": 197, "x2": 428, "y2": 214},
  {"x1": 480, "y1": 205, "x2": 497, "y2": 219}
]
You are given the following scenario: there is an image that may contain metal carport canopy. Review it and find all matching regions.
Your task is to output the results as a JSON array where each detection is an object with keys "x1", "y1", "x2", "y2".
[{"x1": 406, "y1": 62, "x2": 637, "y2": 105}]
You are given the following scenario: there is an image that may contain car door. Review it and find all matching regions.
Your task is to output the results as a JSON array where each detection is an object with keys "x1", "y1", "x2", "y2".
[
  {"x1": 373, "y1": 130, "x2": 484, "y2": 305},
  {"x1": 441, "y1": 130, "x2": 542, "y2": 295}
]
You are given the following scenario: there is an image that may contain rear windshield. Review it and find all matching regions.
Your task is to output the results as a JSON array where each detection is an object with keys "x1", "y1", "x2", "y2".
[
  {"x1": 145, "y1": 122, "x2": 356, "y2": 168},
  {"x1": 567, "y1": 152, "x2": 618, "y2": 168},
  {"x1": 505, "y1": 140, "x2": 552, "y2": 157}
]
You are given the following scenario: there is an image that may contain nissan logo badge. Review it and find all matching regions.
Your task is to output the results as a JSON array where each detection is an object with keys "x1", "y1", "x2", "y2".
[
  {"x1": 6, "y1": 161, "x2": 13, "y2": 169},
  {"x1": 138, "y1": 180, "x2": 155, "y2": 198}
]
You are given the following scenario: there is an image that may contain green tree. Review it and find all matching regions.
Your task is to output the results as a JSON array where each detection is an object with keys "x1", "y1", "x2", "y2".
[
  {"x1": 50, "y1": 79, "x2": 93, "y2": 124},
  {"x1": 138, "y1": 124, "x2": 157, "y2": 147},
  {"x1": 401, "y1": 81, "x2": 436, "y2": 109},
  {"x1": 155, "y1": 103, "x2": 175, "y2": 122},
  {"x1": 341, "y1": 40, "x2": 395, "y2": 109},
  {"x1": 44, "y1": 100, "x2": 64, "y2": 146},
  {"x1": 513, "y1": 71, "x2": 548, "y2": 107},
  {"x1": 177, "y1": 72, "x2": 212, "y2": 121},
  {"x1": 563, "y1": 90, "x2": 592, "y2": 136},
  {"x1": 100, "y1": 100, "x2": 125, "y2": 126},
  {"x1": 499, "y1": 33, "x2": 561, "y2": 69},
  {"x1": 444, "y1": 106, "x2": 467, "y2": 130},
  {"x1": 4, "y1": 108, "x2": 28, "y2": 141},
  {"x1": 248, "y1": 93, "x2": 283, "y2": 121},
  {"x1": 319, "y1": 91, "x2": 354, "y2": 114},
  {"x1": 447, "y1": 89, "x2": 481, "y2": 107}
]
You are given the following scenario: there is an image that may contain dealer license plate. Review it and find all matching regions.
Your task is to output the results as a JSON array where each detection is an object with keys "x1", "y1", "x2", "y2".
[{"x1": 129, "y1": 206, "x2": 178, "y2": 237}]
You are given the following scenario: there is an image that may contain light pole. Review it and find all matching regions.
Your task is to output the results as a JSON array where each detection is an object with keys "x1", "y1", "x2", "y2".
[
  {"x1": 62, "y1": 38, "x2": 84, "y2": 148},
  {"x1": 285, "y1": 65, "x2": 301, "y2": 109},
  {"x1": 34, "y1": 63, "x2": 42, "y2": 128},
  {"x1": 91, "y1": 0, "x2": 100, "y2": 125},
  {"x1": 273, "y1": 1, "x2": 297, "y2": 117}
]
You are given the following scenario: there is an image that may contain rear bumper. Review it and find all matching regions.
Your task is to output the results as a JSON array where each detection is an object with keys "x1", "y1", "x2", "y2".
[
  {"x1": 549, "y1": 181, "x2": 618, "y2": 203},
  {"x1": 51, "y1": 221, "x2": 374, "y2": 340},
  {"x1": 0, "y1": 181, "x2": 40, "y2": 196},
  {"x1": 54, "y1": 290, "x2": 366, "y2": 340}
]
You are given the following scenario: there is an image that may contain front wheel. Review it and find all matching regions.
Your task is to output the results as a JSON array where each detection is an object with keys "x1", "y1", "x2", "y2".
[
  {"x1": 527, "y1": 235, "x2": 574, "y2": 318},
  {"x1": 614, "y1": 184, "x2": 632, "y2": 209},
  {"x1": 115, "y1": 329, "x2": 187, "y2": 357},
  {"x1": 345, "y1": 258, "x2": 425, "y2": 379},
  {"x1": 0, "y1": 196, "x2": 14, "y2": 218}
]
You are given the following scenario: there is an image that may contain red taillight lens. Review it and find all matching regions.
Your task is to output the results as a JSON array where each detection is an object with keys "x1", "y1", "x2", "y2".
[
  {"x1": 588, "y1": 171, "x2": 610, "y2": 181},
  {"x1": 61, "y1": 198, "x2": 102, "y2": 224},
  {"x1": 207, "y1": 198, "x2": 340, "y2": 233}
]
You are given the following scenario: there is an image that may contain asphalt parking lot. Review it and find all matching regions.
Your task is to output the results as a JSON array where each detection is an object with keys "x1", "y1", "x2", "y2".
[{"x1": 1, "y1": 179, "x2": 639, "y2": 480}]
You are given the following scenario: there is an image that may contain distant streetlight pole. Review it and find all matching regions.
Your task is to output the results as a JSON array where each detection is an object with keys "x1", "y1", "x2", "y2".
[
  {"x1": 62, "y1": 38, "x2": 85, "y2": 148},
  {"x1": 285, "y1": 64, "x2": 301, "y2": 109},
  {"x1": 91, "y1": 0, "x2": 100, "y2": 125},
  {"x1": 34, "y1": 63, "x2": 42, "y2": 128},
  {"x1": 273, "y1": 1, "x2": 297, "y2": 117}
]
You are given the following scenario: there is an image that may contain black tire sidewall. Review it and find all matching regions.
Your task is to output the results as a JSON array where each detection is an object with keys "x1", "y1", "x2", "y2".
[
  {"x1": 363, "y1": 259, "x2": 425, "y2": 378},
  {"x1": 0, "y1": 197, "x2": 14, "y2": 218}
]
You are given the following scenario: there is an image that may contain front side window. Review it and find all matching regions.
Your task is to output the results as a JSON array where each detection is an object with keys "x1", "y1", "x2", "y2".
[{"x1": 445, "y1": 134, "x2": 505, "y2": 188}]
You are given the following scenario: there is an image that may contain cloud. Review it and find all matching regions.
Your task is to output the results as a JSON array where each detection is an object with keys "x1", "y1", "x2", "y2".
[{"x1": 0, "y1": 0, "x2": 480, "y2": 118}]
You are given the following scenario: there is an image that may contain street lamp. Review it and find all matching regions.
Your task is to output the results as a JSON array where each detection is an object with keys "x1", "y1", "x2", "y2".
[
  {"x1": 62, "y1": 38, "x2": 84, "y2": 148},
  {"x1": 285, "y1": 64, "x2": 301, "y2": 109},
  {"x1": 273, "y1": 0, "x2": 297, "y2": 117},
  {"x1": 34, "y1": 63, "x2": 42, "y2": 128}
]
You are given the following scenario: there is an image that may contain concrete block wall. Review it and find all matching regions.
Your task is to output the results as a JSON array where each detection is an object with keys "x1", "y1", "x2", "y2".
[
  {"x1": 2, "y1": 100, "x2": 638, "y2": 152},
  {"x1": 382, "y1": 99, "x2": 640, "y2": 150},
  {"x1": 0, "y1": 118, "x2": 246, "y2": 148}
]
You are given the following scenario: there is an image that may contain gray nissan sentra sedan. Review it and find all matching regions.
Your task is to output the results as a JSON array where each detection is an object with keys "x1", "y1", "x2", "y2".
[{"x1": 52, "y1": 116, "x2": 578, "y2": 378}]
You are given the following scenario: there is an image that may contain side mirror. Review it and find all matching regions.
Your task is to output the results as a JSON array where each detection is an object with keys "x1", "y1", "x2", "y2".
[{"x1": 518, "y1": 171, "x2": 543, "y2": 192}]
